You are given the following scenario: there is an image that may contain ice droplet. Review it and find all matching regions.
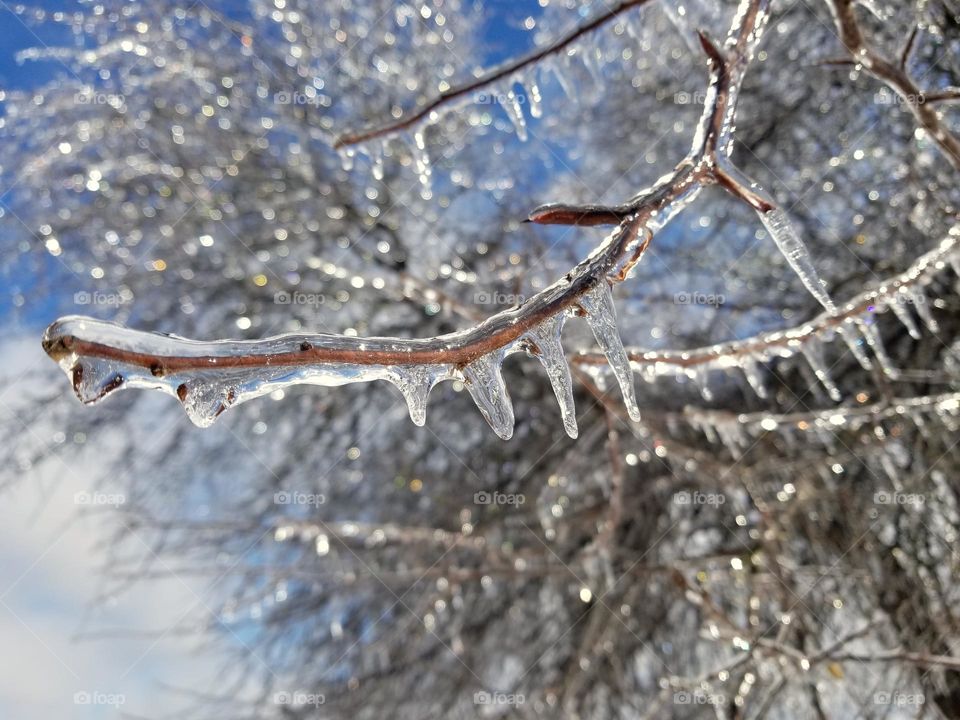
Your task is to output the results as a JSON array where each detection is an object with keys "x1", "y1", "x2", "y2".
[
  {"x1": 579, "y1": 282, "x2": 641, "y2": 422},
  {"x1": 758, "y1": 208, "x2": 836, "y2": 313},
  {"x1": 501, "y1": 87, "x2": 527, "y2": 141},
  {"x1": 71, "y1": 357, "x2": 126, "y2": 404},
  {"x1": 177, "y1": 379, "x2": 237, "y2": 428},
  {"x1": 462, "y1": 351, "x2": 514, "y2": 440},
  {"x1": 524, "y1": 315, "x2": 577, "y2": 438}
]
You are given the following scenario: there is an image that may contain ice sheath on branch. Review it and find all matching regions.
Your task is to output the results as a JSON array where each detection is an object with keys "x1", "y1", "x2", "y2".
[{"x1": 42, "y1": 0, "x2": 833, "y2": 440}]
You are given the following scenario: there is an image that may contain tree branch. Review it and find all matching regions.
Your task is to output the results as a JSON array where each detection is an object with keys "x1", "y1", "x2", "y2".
[
  {"x1": 333, "y1": 0, "x2": 654, "y2": 149},
  {"x1": 827, "y1": 0, "x2": 960, "y2": 169}
]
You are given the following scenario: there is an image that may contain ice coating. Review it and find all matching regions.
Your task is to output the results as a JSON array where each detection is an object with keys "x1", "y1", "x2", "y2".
[{"x1": 578, "y1": 282, "x2": 641, "y2": 422}]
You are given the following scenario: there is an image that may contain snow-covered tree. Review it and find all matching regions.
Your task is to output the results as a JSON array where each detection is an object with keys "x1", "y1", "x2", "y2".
[{"x1": 4, "y1": 0, "x2": 960, "y2": 716}]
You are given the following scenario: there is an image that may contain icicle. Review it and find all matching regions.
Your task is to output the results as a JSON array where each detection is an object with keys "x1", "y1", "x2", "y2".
[
  {"x1": 579, "y1": 46, "x2": 605, "y2": 86},
  {"x1": 858, "y1": 317, "x2": 898, "y2": 377},
  {"x1": 799, "y1": 337, "x2": 841, "y2": 402},
  {"x1": 388, "y1": 365, "x2": 442, "y2": 427},
  {"x1": 837, "y1": 321, "x2": 873, "y2": 370},
  {"x1": 412, "y1": 130, "x2": 432, "y2": 189},
  {"x1": 550, "y1": 56, "x2": 577, "y2": 101},
  {"x1": 500, "y1": 88, "x2": 527, "y2": 141},
  {"x1": 527, "y1": 81, "x2": 543, "y2": 119},
  {"x1": 905, "y1": 288, "x2": 939, "y2": 332},
  {"x1": 524, "y1": 315, "x2": 578, "y2": 439},
  {"x1": 688, "y1": 365, "x2": 713, "y2": 401},
  {"x1": 757, "y1": 208, "x2": 836, "y2": 313},
  {"x1": 579, "y1": 282, "x2": 641, "y2": 422},
  {"x1": 888, "y1": 297, "x2": 921, "y2": 340},
  {"x1": 715, "y1": 418, "x2": 745, "y2": 459},
  {"x1": 740, "y1": 357, "x2": 768, "y2": 399},
  {"x1": 689, "y1": 411, "x2": 719, "y2": 443},
  {"x1": 796, "y1": 360, "x2": 829, "y2": 403},
  {"x1": 462, "y1": 351, "x2": 514, "y2": 440}
]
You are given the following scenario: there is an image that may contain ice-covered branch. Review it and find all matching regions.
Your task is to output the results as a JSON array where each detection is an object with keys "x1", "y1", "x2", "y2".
[
  {"x1": 574, "y1": 231, "x2": 960, "y2": 399},
  {"x1": 333, "y1": 0, "x2": 654, "y2": 150},
  {"x1": 43, "y1": 0, "x2": 811, "y2": 441},
  {"x1": 683, "y1": 392, "x2": 960, "y2": 457},
  {"x1": 827, "y1": 0, "x2": 960, "y2": 170}
]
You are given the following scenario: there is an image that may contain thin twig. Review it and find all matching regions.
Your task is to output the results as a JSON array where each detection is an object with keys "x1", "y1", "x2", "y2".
[{"x1": 333, "y1": 0, "x2": 654, "y2": 149}]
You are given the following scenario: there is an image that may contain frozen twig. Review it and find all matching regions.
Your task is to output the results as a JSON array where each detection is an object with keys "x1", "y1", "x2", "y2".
[
  {"x1": 333, "y1": 0, "x2": 654, "y2": 149},
  {"x1": 574, "y1": 231, "x2": 959, "y2": 383},
  {"x1": 826, "y1": 0, "x2": 960, "y2": 169}
]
